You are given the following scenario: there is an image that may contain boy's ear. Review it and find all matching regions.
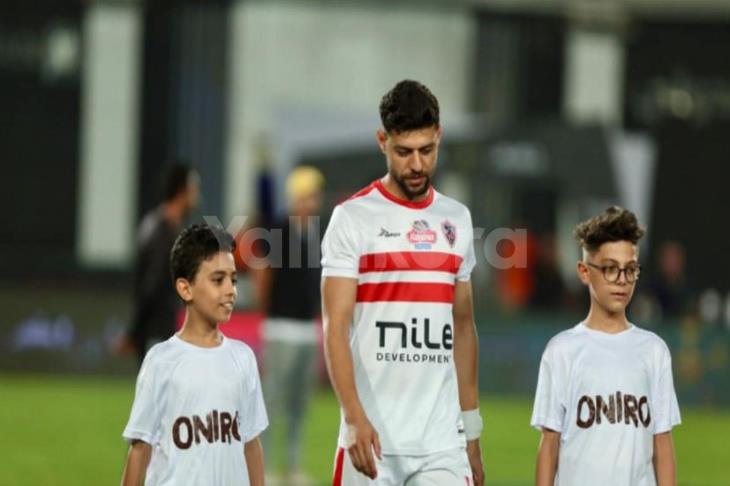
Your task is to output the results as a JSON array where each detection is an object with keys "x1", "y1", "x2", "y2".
[
  {"x1": 576, "y1": 261, "x2": 590, "y2": 286},
  {"x1": 175, "y1": 277, "x2": 193, "y2": 302}
]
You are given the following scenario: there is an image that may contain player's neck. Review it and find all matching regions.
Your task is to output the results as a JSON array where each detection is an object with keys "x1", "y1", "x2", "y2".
[
  {"x1": 380, "y1": 175, "x2": 431, "y2": 203},
  {"x1": 177, "y1": 310, "x2": 223, "y2": 348},
  {"x1": 584, "y1": 302, "x2": 630, "y2": 334}
]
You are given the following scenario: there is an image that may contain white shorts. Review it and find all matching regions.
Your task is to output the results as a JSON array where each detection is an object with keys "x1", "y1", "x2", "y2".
[{"x1": 332, "y1": 446, "x2": 473, "y2": 486}]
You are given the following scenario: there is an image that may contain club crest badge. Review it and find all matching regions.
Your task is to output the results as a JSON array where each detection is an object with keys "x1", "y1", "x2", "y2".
[
  {"x1": 441, "y1": 220, "x2": 457, "y2": 248},
  {"x1": 407, "y1": 220, "x2": 437, "y2": 250}
]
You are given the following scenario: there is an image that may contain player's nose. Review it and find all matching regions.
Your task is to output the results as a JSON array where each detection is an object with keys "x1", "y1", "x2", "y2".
[{"x1": 410, "y1": 152, "x2": 424, "y2": 172}]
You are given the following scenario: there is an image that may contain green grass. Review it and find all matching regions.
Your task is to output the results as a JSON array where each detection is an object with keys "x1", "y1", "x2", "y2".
[{"x1": 0, "y1": 374, "x2": 726, "y2": 485}]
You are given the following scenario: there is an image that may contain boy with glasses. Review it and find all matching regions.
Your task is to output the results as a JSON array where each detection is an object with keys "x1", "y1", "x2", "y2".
[{"x1": 531, "y1": 206, "x2": 681, "y2": 486}]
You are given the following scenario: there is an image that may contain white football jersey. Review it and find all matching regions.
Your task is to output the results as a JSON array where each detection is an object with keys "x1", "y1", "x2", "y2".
[
  {"x1": 123, "y1": 335, "x2": 268, "y2": 486},
  {"x1": 321, "y1": 180, "x2": 476, "y2": 455},
  {"x1": 531, "y1": 322, "x2": 681, "y2": 486}
]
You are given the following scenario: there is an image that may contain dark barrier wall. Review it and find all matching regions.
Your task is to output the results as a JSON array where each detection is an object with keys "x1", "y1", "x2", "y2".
[{"x1": 1, "y1": 284, "x2": 727, "y2": 406}]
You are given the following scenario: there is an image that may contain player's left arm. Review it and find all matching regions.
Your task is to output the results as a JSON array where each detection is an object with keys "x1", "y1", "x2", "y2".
[
  {"x1": 453, "y1": 280, "x2": 484, "y2": 486},
  {"x1": 244, "y1": 437, "x2": 265, "y2": 486},
  {"x1": 653, "y1": 431, "x2": 677, "y2": 486}
]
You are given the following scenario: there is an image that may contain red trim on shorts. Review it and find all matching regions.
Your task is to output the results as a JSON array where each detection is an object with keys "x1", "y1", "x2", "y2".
[
  {"x1": 374, "y1": 179, "x2": 434, "y2": 209},
  {"x1": 332, "y1": 447, "x2": 345, "y2": 486},
  {"x1": 356, "y1": 282, "x2": 455, "y2": 303},
  {"x1": 359, "y1": 251, "x2": 462, "y2": 274}
]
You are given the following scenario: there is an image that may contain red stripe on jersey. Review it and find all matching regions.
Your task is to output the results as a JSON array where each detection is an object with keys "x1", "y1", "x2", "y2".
[
  {"x1": 359, "y1": 251, "x2": 463, "y2": 274},
  {"x1": 332, "y1": 447, "x2": 345, "y2": 486},
  {"x1": 346, "y1": 181, "x2": 377, "y2": 202},
  {"x1": 356, "y1": 282, "x2": 455, "y2": 303}
]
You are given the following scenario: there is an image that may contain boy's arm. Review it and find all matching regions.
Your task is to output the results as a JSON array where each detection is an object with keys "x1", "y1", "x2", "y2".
[
  {"x1": 244, "y1": 437, "x2": 265, "y2": 486},
  {"x1": 535, "y1": 428, "x2": 560, "y2": 486},
  {"x1": 453, "y1": 280, "x2": 484, "y2": 486},
  {"x1": 121, "y1": 440, "x2": 151, "y2": 486},
  {"x1": 322, "y1": 276, "x2": 381, "y2": 480},
  {"x1": 653, "y1": 432, "x2": 677, "y2": 486}
]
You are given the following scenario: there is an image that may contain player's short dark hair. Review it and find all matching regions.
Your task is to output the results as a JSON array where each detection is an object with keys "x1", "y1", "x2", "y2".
[
  {"x1": 162, "y1": 162, "x2": 195, "y2": 202},
  {"x1": 574, "y1": 206, "x2": 646, "y2": 253},
  {"x1": 170, "y1": 224, "x2": 236, "y2": 283},
  {"x1": 379, "y1": 80, "x2": 440, "y2": 134}
]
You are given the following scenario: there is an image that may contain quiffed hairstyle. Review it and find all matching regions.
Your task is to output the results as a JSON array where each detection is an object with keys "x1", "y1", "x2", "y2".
[
  {"x1": 162, "y1": 162, "x2": 196, "y2": 202},
  {"x1": 379, "y1": 80, "x2": 439, "y2": 134},
  {"x1": 170, "y1": 224, "x2": 236, "y2": 283},
  {"x1": 574, "y1": 206, "x2": 646, "y2": 253}
]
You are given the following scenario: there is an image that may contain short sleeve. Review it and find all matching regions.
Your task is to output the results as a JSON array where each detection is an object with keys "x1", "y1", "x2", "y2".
[
  {"x1": 652, "y1": 342, "x2": 681, "y2": 434},
  {"x1": 122, "y1": 353, "x2": 163, "y2": 444},
  {"x1": 321, "y1": 205, "x2": 360, "y2": 279},
  {"x1": 240, "y1": 350, "x2": 268, "y2": 442},
  {"x1": 456, "y1": 213, "x2": 476, "y2": 282},
  {"x1": 530, "y1": 344, "x2": 566, "y2": 432}
]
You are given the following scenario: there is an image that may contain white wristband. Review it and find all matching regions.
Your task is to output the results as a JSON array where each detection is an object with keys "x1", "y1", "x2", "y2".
[{"x1": 461, "y1": 409, "x2": 483, "y2": 440}]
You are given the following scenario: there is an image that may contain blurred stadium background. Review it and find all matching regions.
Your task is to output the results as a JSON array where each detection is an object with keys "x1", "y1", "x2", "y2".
[{"x1": 1, "y1": 0, "x2": 730, "y2": 485}]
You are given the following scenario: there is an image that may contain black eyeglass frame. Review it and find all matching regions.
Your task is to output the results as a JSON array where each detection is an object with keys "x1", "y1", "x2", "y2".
[{"x1": 585, "y1": 262, "x2": 642, "y2": 283}]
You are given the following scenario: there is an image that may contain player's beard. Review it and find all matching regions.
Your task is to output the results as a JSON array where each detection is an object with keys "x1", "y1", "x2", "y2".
[{"x1": 391, "y1": 170, "x2": 432, "y2": 200}]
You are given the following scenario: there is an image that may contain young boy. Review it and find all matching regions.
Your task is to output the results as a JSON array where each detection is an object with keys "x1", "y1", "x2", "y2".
[
  {"x1": 121, "y1": 224, "x2": 268, "y2": 486},
  {"x1": 531, "y1": 207, "x2": 681, "y2": 486}
]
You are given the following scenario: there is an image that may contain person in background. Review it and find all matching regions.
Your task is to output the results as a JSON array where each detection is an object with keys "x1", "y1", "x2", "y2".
[
  {"x1": 117, "y1": 163, "x2": 200, "y2": 363},
  {"x1": 649, "y1": 241, "x2": 694, "y2": 321},
  {"x1": 252, "y1": 166, "x2": 324, "y2": 486}
]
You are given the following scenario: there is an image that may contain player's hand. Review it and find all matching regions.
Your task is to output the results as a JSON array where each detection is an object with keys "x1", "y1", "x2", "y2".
[
  {"x1": 466, "y1": 439, "x2": 485, "y2": 486},
  {"x1": 344, "y1": 414, "x2": 382, "y2": 479}
]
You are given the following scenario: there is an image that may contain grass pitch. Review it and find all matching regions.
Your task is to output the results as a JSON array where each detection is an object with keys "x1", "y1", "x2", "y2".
[{"x1": 0, "y1": 374, "x2": 726, "y2": 485}]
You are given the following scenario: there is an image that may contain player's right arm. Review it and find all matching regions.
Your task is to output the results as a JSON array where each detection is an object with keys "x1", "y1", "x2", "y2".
[
  {"x1": 535, "y1": 428, "x2": 560, "y2": 486},
  {"x1": 322, "y1": 276, "x2": 382, "y2": 479},
  {"x1": 121, "y1": 440, "x2": 151, "y2": 486}
]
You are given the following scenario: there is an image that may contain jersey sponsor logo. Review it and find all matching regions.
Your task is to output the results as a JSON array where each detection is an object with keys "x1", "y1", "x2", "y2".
[
  {"x1": 378, "y1": 227, "x2": 401, "y2": 238},
  {"x1": 375, "y1": 318, "x2": 453, "y2": 364},
  {"x1": 441, "y1": 220, "x2": 457, "y2": 248},
  {"x1": 407, "y1": 220, "x2": 437, "y2": 249},
  {"x1": 576, "y1": 392, "x2": 651, "y2": 429},
  {"x1": 172, "y1": 410, "x2": 241, "y2": 449}
]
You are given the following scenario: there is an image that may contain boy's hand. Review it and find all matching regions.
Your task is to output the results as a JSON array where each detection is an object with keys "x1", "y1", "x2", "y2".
[
  {"x1": 345, "y1": 414, "x2": 382, "y2": 480},
  {"x1": 466, "y1": 439, "x2": 485, "y2": 486}
]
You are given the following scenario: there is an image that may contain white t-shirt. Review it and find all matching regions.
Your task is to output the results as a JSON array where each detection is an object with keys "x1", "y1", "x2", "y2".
[
  {"x1": 531, "y1": 322, "x2": 681, "y2": 486},
  {"x1": 123, "y1": 334, "x2": 268, "y2": 486},
  {"x1": 321, "y1": 180, "x2": 476, "y2": 455}
]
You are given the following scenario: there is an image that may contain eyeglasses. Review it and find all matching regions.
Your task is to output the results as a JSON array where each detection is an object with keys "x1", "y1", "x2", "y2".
[{"x1": 585, "y1": 262, "x2": 641, "y2": 283}]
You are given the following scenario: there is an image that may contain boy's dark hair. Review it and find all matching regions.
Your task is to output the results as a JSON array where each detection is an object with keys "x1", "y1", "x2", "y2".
[
  {"x1": 574, "y1": 206, "x2": 646, "y2": 253},
  {"x1": 162, "y1": 162, "x2": 195, "y2": 202},
  {"x1": 379, "y1": 80, "x2": 440, "y2": 134},
  {"x1": 170, "y1": 224, "x2": 236, "y2": 283}
]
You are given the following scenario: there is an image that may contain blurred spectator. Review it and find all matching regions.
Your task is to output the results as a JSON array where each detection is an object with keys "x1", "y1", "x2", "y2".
[
  {"x1": 648, "y1": 240, "x2": 694, "y2": 321},
  {"x1": 115, "y1": 163, "x2": 200, "y2": 363},
  {"x1": 529, "y1": 233, "x2": 569, "y2": 311},
  {"x1": 252, "y1": 166, "x2": 324, "y2": 485},
  {"x1": 495, "y1": 226, "x2": 536, "y2": 312}
]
